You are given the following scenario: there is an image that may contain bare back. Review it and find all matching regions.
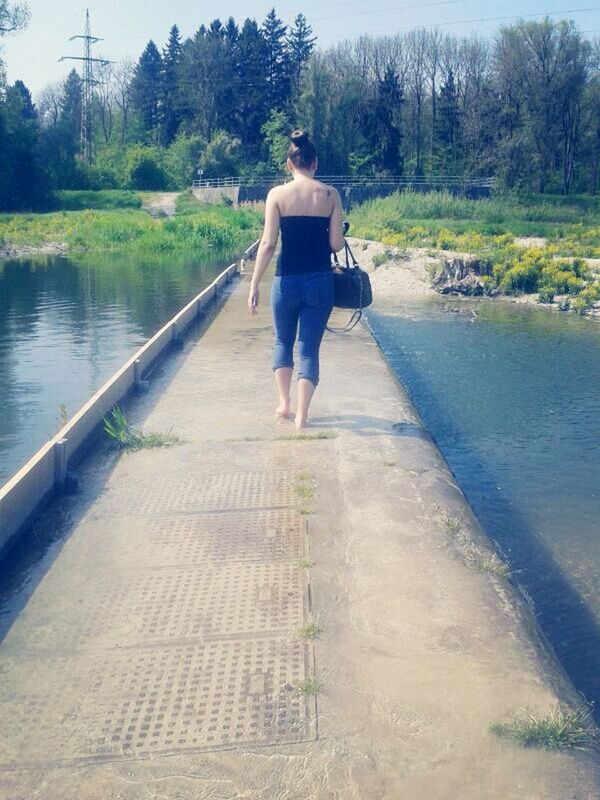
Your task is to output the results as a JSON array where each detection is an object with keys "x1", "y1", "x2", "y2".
[{"x1": 273, "y1": 177, "x2": 336, "y2": 218}]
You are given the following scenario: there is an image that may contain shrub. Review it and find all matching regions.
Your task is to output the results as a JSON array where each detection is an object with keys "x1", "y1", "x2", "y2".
[
  {"x1": 570, "y1": 283, "x2": 600, "y2": 314},
  {"x1": 163, "y1": 134, "x2": 206, "y2": 189},
  {"x1": 200, "y1": 130, "x2": 242, "y2": 179},
  {"x1": 540, "y1": 264, "x2": 585, "y2": 295},
  {"x1": 126, "y1": 146, "x2": 169, "y2": 190},
  {"x1": 538, "y1": 286, "x2": 556, "y2": 304}
]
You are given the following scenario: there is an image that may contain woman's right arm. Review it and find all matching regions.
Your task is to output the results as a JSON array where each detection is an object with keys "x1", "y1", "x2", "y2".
[
  {"x1": 329, "y1": 188, "x2": 345, "y2": 253},
  {"x1": 248, "y1": 189, "x2": 280, "y2": 315}
]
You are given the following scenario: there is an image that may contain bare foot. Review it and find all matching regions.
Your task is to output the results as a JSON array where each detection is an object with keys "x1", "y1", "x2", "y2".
[
  {"x1": 276, "y1": 403, "x2": 291, "y2": 419},
  {"x1": 295, "y1": 414, "x2": 308, "y2": 429}
]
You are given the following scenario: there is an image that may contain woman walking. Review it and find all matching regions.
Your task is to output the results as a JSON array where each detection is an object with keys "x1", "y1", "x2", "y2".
[{"x1": 248, "y1": 130, "x2": 345, "y2": 429}]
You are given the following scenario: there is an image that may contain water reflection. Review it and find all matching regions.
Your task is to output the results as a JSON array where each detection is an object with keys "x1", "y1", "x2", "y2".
[
  {"x1": 367, "y1": 298, "x2": 600, "y2": 714},
  {"x1": 0, "y1": 250, "x2": 234, "y2": 484}
]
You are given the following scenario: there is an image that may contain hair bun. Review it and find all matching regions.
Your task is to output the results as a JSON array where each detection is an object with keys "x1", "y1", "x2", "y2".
[{"x1": 290, "y1": 129, "x2": 309, "y2": 145}]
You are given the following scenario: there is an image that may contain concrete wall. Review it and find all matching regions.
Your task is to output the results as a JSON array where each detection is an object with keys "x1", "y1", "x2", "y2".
[
  {"x1": 192, "y1": 187, "x2": 240, "y2": 205},
  {"x1": 0, "y1": 262, "x2": 239, "y2": 555},
  {"x1": 193, "y1": 182, "x2": 492, "y2": 209}
]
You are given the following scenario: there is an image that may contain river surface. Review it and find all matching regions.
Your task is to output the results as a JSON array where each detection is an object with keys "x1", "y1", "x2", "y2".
[
  {"x1": 0, "y1": 251, "x2": 234, "y2": 485},
  {"x1": 367, "y1": 296, "x2": 600, "y2": 715}
]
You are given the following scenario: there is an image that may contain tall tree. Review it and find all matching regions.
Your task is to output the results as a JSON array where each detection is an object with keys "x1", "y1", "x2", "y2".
[
  {"x1": 3, "y1": 79, "x2": 46, "y2": 207},
  {"x1": 287, "y1": 12, "x2": 316, "y2": 98},
  {"x1": 161, "y1": 25, "x2": 183, "y2": 145},
  {"x1": 437, "y1": 68, "x2": 461, "y2": 172},
  {"x1": 234, "y1": 18, "x2": 269, "y2": 155},
  {"x1": 262, "y1": 8, "x2": 290, "y2": 111},
  {"x1": 131, "y1": 40, "x2": 163, "y2": 139}
]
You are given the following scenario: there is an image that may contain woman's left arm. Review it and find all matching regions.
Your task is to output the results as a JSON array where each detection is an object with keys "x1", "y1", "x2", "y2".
[{"x1": 248, "y1": 190, "x2": 280, "y2": 315}]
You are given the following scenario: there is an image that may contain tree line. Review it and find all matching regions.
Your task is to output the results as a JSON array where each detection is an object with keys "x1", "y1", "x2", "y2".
[{"x1": 1, "y1": 3, "x2": 600, "y2": 211}]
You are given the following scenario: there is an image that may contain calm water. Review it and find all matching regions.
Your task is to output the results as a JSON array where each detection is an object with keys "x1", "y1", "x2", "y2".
[
  {"x1": 367, "y1": 297, "x2": 600, "y2": 714},
  {"x1": 0, "y1": 251, "x2": 233, "y2": 485}
]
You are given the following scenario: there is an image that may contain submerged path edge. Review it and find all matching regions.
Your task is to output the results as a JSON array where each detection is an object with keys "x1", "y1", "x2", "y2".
[{"x1": 362, "y1": 311, "x2": 596, "y2": 721}]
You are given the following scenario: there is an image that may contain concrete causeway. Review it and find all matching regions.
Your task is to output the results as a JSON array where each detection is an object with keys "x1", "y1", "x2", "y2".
[{"x1": 0, "y1": 271, "x2": 598, "y2": 799}]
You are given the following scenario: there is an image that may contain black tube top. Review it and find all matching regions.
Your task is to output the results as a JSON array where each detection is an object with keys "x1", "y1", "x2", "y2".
[{"x1": 276, "y1": 215, "x2": 332, "y2": 276}]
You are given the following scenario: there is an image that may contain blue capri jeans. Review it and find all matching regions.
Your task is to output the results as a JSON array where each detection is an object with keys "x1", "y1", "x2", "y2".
[{"x1": 271, "y1": 271, "x2": 334, "y2": 386}]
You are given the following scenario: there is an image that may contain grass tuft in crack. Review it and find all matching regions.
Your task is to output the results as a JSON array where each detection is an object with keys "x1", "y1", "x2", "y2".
[
  {"x1": 490, "y1": 706, "x2": 595, "y2": 751},
  {"x1": 294, "y1": 677, "x2": 324, "y2": 696},
  {"x1": 278, "y1": 431, "x2": 337, "y2": 441},
  {"x1": 104, "y1": 406, "x2": 179, "y2": 451},
  {"x1": 439, "y1": 511, "x2": 512, "y2": 579},
  {"x1": 296, "y1": 558, "x2": 316, "y2": 569},
  {"x1": 294, "y1": 470, "x2": 316, "y2": 515},
  {"x1": 299, "y1": 620, "x2": 323, "y2": 640}
]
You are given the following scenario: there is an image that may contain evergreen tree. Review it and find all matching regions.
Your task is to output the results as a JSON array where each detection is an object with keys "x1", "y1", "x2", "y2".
[
  {"x1": 376, "y1": 67, "x2": 403, "y2": 174},
  {"x1": 131, "y1": 40, "x2": 163, "y2": 138},
  {"x1": 60, "y1": 69, "x2": 82, "y2": 144},
  {"x1": 287, "y1": 13, "x2": 316, "y2": 97},
  {"x1": 207, "y1": 18, "x2": 224, "y2": 39},
  {"x1": 161, "y1": 25, "x2": 182, "y2": 145},
  {"x1": 234, "y1": 19, "x2": 269, "y2": 155},
  {"x1": 0, "y1": 80, "x2": 47, "y2": 209},
  {"x1": 224, "y1": 16, "x2": 239, "y2": 46},
  {"x1": 437, "y1": 68, "x2": 461, "y2": 173},
  {"x1": 262, "y1": 8, "x2": 290, "y2": 111},
  {"x1": 36, "y1": 70, "x2": 82, "y2": 190},
  {"x1": 11, "y1": 79, "x2": 36, "y2": 120}
]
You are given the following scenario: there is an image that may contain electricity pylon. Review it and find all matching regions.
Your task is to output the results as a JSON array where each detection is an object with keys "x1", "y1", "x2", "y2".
[{"x1": 59, "y1": 9, "x2": 111, "y2": 165}]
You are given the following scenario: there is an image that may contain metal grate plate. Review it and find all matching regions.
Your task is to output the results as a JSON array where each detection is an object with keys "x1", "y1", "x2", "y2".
[
  {"x1": 100, "y1": 471, "x2": 297, "y2": 516},
  {"x1": 127, "y1": 509, "x2": 306, "y2": 567},
  {"x1": 14, "y1": 563, "x2": 307, "y2": 652},
  {"x1": 0, "y1": 638, "x2": 313, "y2": 769}
]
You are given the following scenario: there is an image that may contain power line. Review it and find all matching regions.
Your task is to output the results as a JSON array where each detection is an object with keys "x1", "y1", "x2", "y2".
[
  {"x1": 59, "y1": 8, "x2": 111, "y2": 164},
  {"x1": 311, "y1": 0, "x2": 470, "y2": 23},
  {"x1": 319, "y1": 4, "x2": 600, "y2": 39}
]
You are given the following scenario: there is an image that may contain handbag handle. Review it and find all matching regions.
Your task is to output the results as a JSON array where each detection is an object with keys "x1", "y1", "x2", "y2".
[{"x1": 332, "y1": 237, "x2": 359, "y2": 269}]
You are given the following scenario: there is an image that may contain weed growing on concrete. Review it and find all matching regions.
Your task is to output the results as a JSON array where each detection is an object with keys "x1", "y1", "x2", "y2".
[
  {"x1": 441, "y1": 512, "x2": 465, "y2": 538},
  {"x1": 295, "y1": 471, "x2": 315, "y2": 515},
  {"x1": 294, "y1": 677, "x2": 324, "y2": 696},
  {"x1": 104, "y1": 406, "x2": 179, "y2": 451},
  {"x1": 383, "y1": 459, "x2": 397, "y2": 467},
  {"x1": 57, "y1": 402, "x2": 68, "y2": 427},
  {"x1": 473, "y1": 554, "x2": 511, "y2": 579},
  {"x1": 295, "y1": 483, "x2": 314, "y2": 500},
  {"x1": 299, "y1": 620, "x2": 323, "y2": 640},
  {"x1": 278, "y1": 431, "x2": 337, "y2": 441},
  {"x1": 490, "y1": 706, "x2": 595, "y2": 751},
  {"x1": 440, "y1": 511, "x2": 511, "y2": 580},
  {"x1": 296, "y1": 558, "x2": 316, "y2": 569}
]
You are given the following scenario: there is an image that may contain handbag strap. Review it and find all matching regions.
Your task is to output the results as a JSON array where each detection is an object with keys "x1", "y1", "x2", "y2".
[
  {"x1": 329, "y1": 236, "x2": 365, "y2": 334},
  {"x1": 332, "y1": 238, "x2": 359, "y2": 269},
  {"x1": 326, "y1": 309, "x2": 363, "y2": 334}
]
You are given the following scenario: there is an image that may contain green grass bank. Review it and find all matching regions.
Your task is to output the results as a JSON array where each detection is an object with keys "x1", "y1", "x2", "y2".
[{"x1": 0, "y1": 190, "x2": 262, "y2": 255}]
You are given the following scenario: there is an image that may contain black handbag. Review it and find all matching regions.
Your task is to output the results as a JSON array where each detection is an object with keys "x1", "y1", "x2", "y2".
[{"x1": 328, "y1": 239, "x2": 373, "y2": 332}]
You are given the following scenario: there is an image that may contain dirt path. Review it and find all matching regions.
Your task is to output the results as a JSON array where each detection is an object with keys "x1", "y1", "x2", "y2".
[{"x1": 141, "y1": 191, "x2": 179, "y2": 218}]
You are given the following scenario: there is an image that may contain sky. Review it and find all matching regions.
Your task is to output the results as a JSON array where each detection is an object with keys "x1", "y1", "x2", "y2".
[{"x1": 2, "y1": 0, "x2": 600, "y2": 97}]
